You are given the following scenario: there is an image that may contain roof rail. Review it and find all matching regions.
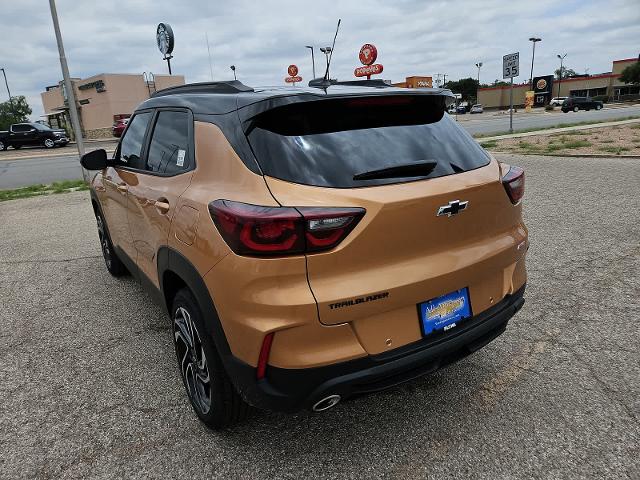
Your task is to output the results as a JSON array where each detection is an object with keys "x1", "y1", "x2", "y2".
[
  {"x1": 308, "y1": 78, "x2": 392, "y2": 89},
  {"x1": 152, "y1": 80, "x2": 254, "y2": 97}
]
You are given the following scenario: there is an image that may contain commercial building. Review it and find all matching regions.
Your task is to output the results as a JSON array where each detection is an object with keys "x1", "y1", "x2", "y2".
[
  {"x1": 41, "y1": 73, "x2": 184, "y2": 138},
  {"x1": 478, "y1": 57, "x2": 639, "y2": 109},
  {"x1": 393, "y1": 76, "x2": 433, "y2": 88}
]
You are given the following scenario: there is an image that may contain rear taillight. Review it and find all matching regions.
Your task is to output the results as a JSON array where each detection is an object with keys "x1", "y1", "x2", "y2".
[
  {"x1": 502, "y1": 165, "x2": 525, "y2": 204},
  {"x1": 209, "y1": 200, "x2": 364, "y2": 256}
]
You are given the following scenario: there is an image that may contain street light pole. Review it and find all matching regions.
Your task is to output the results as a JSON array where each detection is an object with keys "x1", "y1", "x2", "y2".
[
  {"x1": 305, "y1": 46, "x2": 316, "y2": 79},
  {"x1": 528, "y1": 37, "x2": 541, "y2": 90},
  {"x1": 48, "y1": 0, "x2": 85, "y2": 180},
  {"x1": 475, "y1": 62, "x2": 482, "y2": 102},
  {"x1": 0, "y1": 68, "x2": 12, "y2": 101},
  {"x1": 230, "y1": 65, "x2": 236, "y2": 80},
  {"x1": 557, "y1": 53, "x2": 567, "y2": 98}
]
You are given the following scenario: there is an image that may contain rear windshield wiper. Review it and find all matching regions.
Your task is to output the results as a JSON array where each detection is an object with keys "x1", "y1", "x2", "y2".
[{"x1": 353, "y1": 161, "x2": 438, "y2": 181}]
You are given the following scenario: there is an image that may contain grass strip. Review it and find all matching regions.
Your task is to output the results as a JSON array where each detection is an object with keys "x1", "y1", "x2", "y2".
[{"x1": 0, "y1": 180, "x2": 88, "y2": 202}]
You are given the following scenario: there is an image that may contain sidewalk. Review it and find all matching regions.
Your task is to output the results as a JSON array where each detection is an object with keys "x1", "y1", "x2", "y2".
[{"x1": 478, "y1": 117, "x2": 640, "y2": 142}]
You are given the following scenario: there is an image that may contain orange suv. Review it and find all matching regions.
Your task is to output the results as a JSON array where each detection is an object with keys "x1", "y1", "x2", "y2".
[{"x1": 81, "y1": 80, "x2": 527, "y2": 429}]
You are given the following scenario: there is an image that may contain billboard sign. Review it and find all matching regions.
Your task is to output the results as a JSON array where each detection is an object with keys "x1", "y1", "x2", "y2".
[
  {"x1": 285, "y1": 64, "x2": 302, "y2": 84},
  {"x1": 355, "y1": 44, "x2": 383, "y2": 79}
]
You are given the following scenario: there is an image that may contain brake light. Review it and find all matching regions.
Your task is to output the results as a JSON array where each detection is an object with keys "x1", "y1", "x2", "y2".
[
  {"x1": 502, "y1": 165, "x2": 525, "y2": 204},
  {"x1": 256, "y1": 332, "x2": 274, "y2": 380},
  {"x1": 209, "y1": 200, "x2": 364, "y2": 256}
]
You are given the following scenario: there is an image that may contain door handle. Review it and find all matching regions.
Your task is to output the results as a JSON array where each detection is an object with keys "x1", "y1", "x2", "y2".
[
  {"x1": 154, "y1": 199, "x2": 170, "y2": 214},
  {"x1": 117, "y1": 184, "x2": 128, "y2": 193}
]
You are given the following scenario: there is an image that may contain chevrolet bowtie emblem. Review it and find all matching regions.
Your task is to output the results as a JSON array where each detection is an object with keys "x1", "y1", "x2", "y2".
[{"x1": 437, "y1": 200, "x2": 469, "y2": 217}]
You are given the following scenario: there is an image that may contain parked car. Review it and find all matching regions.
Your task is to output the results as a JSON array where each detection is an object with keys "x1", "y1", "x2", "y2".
[
  {"x1": 456, "y1": 104, "x2": 467, "y2": 114},
  {"x1": 81, "y1": 81, "x2": 528, "y2": 429},
  {"x1": 447, "y1": 104, "x2": 457, "y2": 114},
  {"x1": 470, "y1": 104, "x2": 484, "y2": 114},
  {"x1": 0, "y1": 122, "x2": 68, "y2": 150},
  {"x1": 561, "y1": 97, "x2": 603, "y2": 113},
  {"x1": 549, "y1": 97, "x2": 568, "y2": 107},
  {"x1": 112, "y1": 118, "x2": 129, "y2": 137}
]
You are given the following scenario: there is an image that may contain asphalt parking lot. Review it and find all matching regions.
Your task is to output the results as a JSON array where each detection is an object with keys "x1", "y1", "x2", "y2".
[{"x1": 1, "y1": 154, "x2": 638, "y2": 479}]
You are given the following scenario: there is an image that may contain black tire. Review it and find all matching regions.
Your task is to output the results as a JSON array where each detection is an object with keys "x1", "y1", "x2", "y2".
[
  {"x1": 13, "y1": 144, "x2": 22, "y2": 149},
  {"x1": 94, "y1": 208, "x2": 127, "y2": 276},
  {"x1": 43, "y1": 138, "x2": 55, "y2": 149},
  {"x1": 172, "y1": 288, "x2": 250, "y2": 429},
  {"x1": 596, "y1": 104, "x2": 602, "y2": 110},
  {"x1": 573, "y1": 106, "x2": 579, "y2": 112},
  {"x1": 0, "y1": 141, "x2": 6, "y2": 151}
]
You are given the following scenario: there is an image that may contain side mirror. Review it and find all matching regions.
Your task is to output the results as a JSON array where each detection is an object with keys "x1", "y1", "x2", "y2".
[{"x1": 80, "y1": 149, "x2": 108, "y2": 170}]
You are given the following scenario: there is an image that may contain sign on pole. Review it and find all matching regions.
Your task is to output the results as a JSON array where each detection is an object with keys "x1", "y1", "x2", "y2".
[
  {"x1": 354, "y1": 43, "x2": 384, "y2": 79},
  {"x1": 285, "y1": 64, "x2": 302, "y2": 85},
  {"x1": 502, "y1": 52, "x2": 519, "y2": 79},
  {"x1": 503, "y1": 52, "x2": 519, "y2": 133}
]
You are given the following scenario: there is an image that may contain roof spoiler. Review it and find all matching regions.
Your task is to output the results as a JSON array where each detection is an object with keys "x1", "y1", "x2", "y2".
[
  {"x1": 152, "y1": 80, "x2": 254, "y2": 97},
  {"x1": 308, "y1": 78, "x2": 391, "y2": 89}
]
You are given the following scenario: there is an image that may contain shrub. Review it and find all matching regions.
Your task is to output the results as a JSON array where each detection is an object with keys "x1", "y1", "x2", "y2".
[{"x1": 592, "y1": 95, "x2": 608, "y2": 103}]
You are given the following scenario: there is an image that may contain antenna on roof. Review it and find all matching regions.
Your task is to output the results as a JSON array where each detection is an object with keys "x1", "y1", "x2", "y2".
[
  {"x1": 311, "y1": 19, "x2": 341, "y2": 88},
  {"x1": 325, "y1": 19, "x2": 341, "y2": 81}
]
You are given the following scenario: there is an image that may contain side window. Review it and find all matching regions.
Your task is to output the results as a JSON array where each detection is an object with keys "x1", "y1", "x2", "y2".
[
  {"x1": 119, "y1": 112, "x2": 152, "y2": 169},
  {"x1": 146, "y1": 111, "x2": 191, "y2": 174},
  {"x1": 12, "y1": 124, "x2": 31, "y2": 132}
]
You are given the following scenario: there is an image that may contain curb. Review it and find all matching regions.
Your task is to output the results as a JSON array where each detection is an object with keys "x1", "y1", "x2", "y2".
[
  {"x1": 477, "y1": 118, "x2": 640, "y2": 141},
  {"x1": 490, "y1": 151, "x2": 640, "y2": 158},
  {"x1": 0, "y1": 149, "x2": 116, "y2": 162}
]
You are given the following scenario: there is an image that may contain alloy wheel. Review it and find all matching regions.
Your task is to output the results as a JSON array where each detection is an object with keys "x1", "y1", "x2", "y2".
[
  {"x1": 96, "y1": 214, "x2": 112, "y2": 269},
  {"x1": 44, "y1": 139, "x2": 55, "y2": 148},
  {"x1": 173, "y1": 306, "x2": 212, "y2": 414}
]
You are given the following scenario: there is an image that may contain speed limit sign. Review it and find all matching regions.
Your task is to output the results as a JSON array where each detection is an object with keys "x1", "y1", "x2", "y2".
[{"x1": 503, "y1": 52, "x2": 519, "y2": 79}]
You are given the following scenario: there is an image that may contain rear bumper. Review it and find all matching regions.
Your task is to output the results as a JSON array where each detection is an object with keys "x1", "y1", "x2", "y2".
[{"x1": 225, "y1": 284, "x2": 526, "y2": 413}]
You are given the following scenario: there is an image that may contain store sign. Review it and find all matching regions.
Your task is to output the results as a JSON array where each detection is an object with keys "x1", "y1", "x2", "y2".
[
  {"x1": 78, "y1": 80, "x2": 106, "y2": 92},
  {"x1": 355, "y1": 64, "x2": 384, "y2": 77},
  {"x1": 533, "y1": 75, "x2": 554, "y2": 106},
  {"x1": 156, "y1": 23, "x2": 175, "y2": 56},
  {"x1": 285, "y1": 64, "x2": 302, "y2": 84},
  {"x1": 355, "y1": 44, "x2": 383, "y2": 79}
]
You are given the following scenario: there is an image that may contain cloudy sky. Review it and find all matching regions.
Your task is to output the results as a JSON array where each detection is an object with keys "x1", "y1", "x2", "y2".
[{"x1": 2, "y1": 0, "x2": 639, "y2": 120}]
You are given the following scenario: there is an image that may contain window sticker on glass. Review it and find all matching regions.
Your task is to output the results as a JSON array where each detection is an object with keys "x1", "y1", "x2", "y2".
[{"x1": 177, "y1": 149, "x2": 185, "y2": 167}]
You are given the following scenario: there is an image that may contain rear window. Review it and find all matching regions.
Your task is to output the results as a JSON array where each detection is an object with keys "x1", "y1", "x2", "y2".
[{"x1": 246, "y1": 96, "x2": 490, "y2": 188}]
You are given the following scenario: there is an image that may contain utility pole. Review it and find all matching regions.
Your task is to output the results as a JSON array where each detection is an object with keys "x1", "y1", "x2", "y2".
[
  {"x1": 205, "y1": 32, "x2": 214, "y2": 81},
  {"x1": 528, "y1": 37, "x2": 541, "y2": 90},
  {"x1": 230, "y1": 65, "x2": 236, "y2": 80},
  {"x1": 0, "y1": 68, "x2": 12, "y2": 101},
  {"x1": 48, "y1": 0, "x2": 85, "y2": 180}
]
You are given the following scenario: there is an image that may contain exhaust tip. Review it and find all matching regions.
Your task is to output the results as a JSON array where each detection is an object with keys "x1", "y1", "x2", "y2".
[{"x1": 312, "y1": 394, "x2": 341, "y2": 412}]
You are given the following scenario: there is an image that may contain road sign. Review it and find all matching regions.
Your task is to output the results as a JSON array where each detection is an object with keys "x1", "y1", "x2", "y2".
[{"x1": 503, "y1": 52, "x2": 519, "y2": 79}]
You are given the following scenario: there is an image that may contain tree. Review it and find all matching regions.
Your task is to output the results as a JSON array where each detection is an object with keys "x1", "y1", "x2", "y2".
[
  {"x1": 619, "y1": 61, "x2": 640, "y2": 85},
  {"x1": 555, "y1": 67, "x2": 578, "y2": 80},
  {"x1": 0, "y1": 96, "x2": 32, "y2": 130},
  {"x1": 443, "y1": 77, "x2": 479, "y2": 102}
]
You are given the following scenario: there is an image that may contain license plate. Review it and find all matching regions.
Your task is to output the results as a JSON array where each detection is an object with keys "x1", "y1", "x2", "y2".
[{"x1": 418, "y1": 288, "x2": 472, "y2": 336}]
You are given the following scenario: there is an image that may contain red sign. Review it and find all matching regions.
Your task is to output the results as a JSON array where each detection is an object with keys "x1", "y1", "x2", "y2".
[
  {"x1": 285, "y1": 76, "x2": 302, "y2": 83},
  {"x1": 288, "y1": 64, "x2": 299, "y2": 77},
  {"x1": 355, "y1": 64, "x2": 384, "y2": 77},
  {"x1": 359, "y1": 44, "x2": 378, "y2": 66}
]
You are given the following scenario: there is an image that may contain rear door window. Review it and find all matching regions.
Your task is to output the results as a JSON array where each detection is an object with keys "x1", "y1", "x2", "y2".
[
  {"x1": 246, "y1": 95, "x2": 491, "y2": 188},
  {"x1": 145, "y1": 111, "x2": 191, "y2": 174},
  {"x1": 119, "y1": 112, "x2": 152, "y2": 169}
]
